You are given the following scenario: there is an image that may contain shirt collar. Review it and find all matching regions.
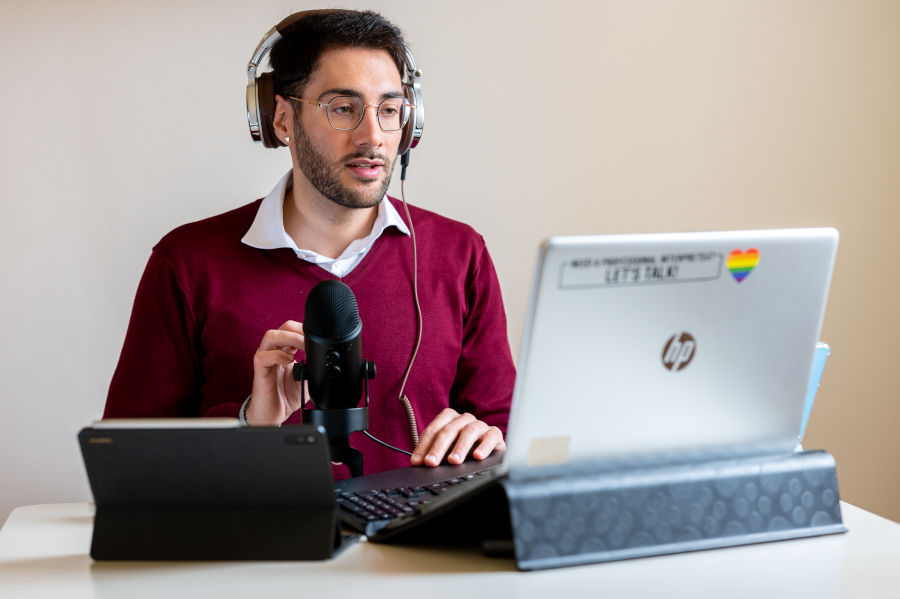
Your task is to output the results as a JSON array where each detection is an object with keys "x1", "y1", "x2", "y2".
[{"x1": 241, "y1": 170, "x2": 411, "y2": 253}]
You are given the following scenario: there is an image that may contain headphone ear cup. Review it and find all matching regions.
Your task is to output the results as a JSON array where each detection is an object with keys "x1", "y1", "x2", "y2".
[
  {"x1": 397, "y1": 83, "x2": 417, "y2": 156},
  {"x1": 256, "y1": 72, "x2": 284, "y2": 149}
]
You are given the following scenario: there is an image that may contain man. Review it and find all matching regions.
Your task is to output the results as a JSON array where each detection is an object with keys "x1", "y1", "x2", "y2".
[{"x1": 104, "y1": 10, "x2": 515, "y2": 477}]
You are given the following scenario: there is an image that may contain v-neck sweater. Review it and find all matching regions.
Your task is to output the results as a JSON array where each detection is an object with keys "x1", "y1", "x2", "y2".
[{"x1": 104, "y1": 197, "x2": 516, "y2": 477}]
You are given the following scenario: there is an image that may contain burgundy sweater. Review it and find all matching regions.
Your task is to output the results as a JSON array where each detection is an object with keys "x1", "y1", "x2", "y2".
[{"x1": 104, "y1": 197, "x2": 516, "y2": 477}]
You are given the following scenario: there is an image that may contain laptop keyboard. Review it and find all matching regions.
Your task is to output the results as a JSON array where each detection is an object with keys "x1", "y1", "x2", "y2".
[{"x1": 336, "y1": 470, "x2": 489, "y2": 522}]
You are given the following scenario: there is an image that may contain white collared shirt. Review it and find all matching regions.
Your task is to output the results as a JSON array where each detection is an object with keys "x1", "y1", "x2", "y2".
[{"x1": 241, "y1": 171, "x2": 410, "y2": 278}]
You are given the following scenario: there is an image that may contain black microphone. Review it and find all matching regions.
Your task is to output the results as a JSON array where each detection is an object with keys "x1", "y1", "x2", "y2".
[
  {"x1": 294, "y1": 280, "x2": 375, "y2": 477},
  {"x1": 302, "y1": 280, "x2": 364, "y2": 409}
]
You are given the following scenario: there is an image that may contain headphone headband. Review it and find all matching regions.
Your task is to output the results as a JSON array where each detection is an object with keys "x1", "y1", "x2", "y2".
[{"x1": 246, "y1": 10, "x2": 423, "y2": 153}]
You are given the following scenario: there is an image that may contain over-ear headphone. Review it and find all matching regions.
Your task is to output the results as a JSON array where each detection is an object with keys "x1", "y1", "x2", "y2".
[{"x1": 246, "y1": 9, "x2": 424, "y2": 154}]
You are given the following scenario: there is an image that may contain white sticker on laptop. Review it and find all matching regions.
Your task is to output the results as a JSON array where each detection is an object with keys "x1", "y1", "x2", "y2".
[
  {"x1": 559, "y1": 252, "x2": 723, "y2": 289},
  {"x1": 526, "y1": 436, "x2": 571, "y2": 467}
]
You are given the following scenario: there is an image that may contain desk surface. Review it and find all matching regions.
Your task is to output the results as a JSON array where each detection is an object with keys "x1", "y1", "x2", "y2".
[{"x1": 1, "y1": 502, "x2": 898, "y2": 599}]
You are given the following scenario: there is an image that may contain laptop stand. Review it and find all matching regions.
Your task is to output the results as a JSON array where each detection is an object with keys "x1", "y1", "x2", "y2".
[{"x1": 502, "y1": 450, "x2": 846, "y2": 570}]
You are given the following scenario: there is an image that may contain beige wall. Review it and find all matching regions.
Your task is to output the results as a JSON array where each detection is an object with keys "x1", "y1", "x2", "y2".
[{"x1": 1, "y1": 1, "x2": 897, "y2": 523}]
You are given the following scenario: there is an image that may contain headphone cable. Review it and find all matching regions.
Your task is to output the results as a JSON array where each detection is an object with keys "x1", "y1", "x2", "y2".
[
  {"x1": 359, "y1": 151, "x2": 422, "y2": 457},
  {"x1": 397, "y1": 151, "x2": 422, "y2": 448}
]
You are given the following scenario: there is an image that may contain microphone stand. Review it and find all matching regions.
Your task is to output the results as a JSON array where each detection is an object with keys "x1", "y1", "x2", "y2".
[{"x1": 294, "y1": 361, "x2": 376, "y2": 478}]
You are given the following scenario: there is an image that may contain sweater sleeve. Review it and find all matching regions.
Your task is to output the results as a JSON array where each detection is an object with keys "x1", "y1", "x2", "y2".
[
  {"x1": 449, "y1": 240, "x2": 516, "y2": 433},
  {"x1": 104, "y1": 247, "x2": 204, "y2": 418}
]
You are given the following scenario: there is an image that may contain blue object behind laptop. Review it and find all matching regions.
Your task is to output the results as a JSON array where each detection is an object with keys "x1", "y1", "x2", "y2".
[{"x1": 799, "y1": 342, "x2": 830, "y2": 444}]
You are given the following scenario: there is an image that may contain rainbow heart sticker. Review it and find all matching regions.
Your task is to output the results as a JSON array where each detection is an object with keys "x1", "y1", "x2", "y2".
[{"x1": 727, "y1": 248, "x2": 759, "y2": 283}]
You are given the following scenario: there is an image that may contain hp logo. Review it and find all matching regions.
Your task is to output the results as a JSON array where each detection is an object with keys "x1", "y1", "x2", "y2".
[{"x1": 662, "y1": 332, "x2": 696, "y2": 371}]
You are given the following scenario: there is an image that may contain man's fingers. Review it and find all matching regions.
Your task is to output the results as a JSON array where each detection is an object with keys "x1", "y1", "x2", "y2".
[
  {"x1": 413, "y1": 410, "x2": 476, "y2": 467},
  {"x1": 258, "y1": 328, "x2": 305, "y2": 353},
  {"x1": 280, "y1": 320, "x2": 303, "y2": 331},
  {"x1": 246, "y1": 321, "x2": 306, "y2": 428},
  {"x1": 411, "y1": 408, "x2": 460, "y2": 464},
  {"x1": 410, "y1": 408, "x2": 508, "y2": 467},
  {"x1": 446, "y1": 420, "x2": 489, "y2": 465},
  {"x1": 472, "y1": 426, "x2": 506, "y2": 460},
  {"x1": 253, "y1": 348, "x2": 296, "y2": 371},
  {"x1": 411, "y1": 409, "x2": 462, "y2": 462}
]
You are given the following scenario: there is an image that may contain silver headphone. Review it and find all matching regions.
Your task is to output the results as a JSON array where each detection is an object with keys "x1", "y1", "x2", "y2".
[{"x1": 246, "y1": 10, "x2": 424, "y2": 153}]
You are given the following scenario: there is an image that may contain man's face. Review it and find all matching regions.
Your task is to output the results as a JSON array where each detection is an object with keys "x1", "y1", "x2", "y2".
[{"x1": 291, "y1": 47, "x2": 404, "y2": 209}]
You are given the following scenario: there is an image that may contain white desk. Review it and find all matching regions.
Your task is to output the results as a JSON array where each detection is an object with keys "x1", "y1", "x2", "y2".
[{"x1": 1, "y1": 502, "x2": 898, "y2": 598}]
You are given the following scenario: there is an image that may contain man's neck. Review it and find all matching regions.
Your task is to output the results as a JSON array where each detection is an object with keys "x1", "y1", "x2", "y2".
[{"x1": 283, "y1": 172, "x2": 379, "y2": 260}]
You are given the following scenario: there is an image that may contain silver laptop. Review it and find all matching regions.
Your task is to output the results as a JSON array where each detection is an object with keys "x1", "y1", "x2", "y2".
[
  {"x1": 338, "y1": 227, "x2": 839, "y2": 539},
  {"x1": 505, "y1": 227, "x2": 839, "y2": 477}
]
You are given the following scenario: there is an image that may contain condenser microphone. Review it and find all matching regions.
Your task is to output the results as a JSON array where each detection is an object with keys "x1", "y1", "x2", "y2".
[
  {"x1": 302, "y1": 280, "x2": 365, "y2": 409},
  {"x1": 294, "y1": 280, "x2": 375, "y2": 477}
]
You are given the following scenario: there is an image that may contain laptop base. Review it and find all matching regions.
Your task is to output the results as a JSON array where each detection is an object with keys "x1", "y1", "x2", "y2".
[{"x1": 504, "y1": 450, "x2": 846, "y2": 570}]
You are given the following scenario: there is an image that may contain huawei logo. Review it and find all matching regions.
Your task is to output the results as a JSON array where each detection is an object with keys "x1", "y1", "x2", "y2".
[{"x1": 662, "y1": 332, "x2": 696, "y2": 371}]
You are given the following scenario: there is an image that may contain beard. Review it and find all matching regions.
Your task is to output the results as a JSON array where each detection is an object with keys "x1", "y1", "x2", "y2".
[{"x1": 292, "y1": 119, "x2": 394, "y2": 209}]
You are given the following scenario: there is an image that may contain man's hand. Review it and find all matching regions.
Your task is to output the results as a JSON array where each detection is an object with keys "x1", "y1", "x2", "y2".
[
  {"x1": 410, "y1": 408, "x2": 506, "y2": 467},
  {"x1": 246, "y1": 320, "x2": 306, "y2": 426}
]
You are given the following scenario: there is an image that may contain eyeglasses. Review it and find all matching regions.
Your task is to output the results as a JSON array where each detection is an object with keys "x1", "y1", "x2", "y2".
[{"x1": 289, "y1": 95, "x2": 414, "y2": 132}]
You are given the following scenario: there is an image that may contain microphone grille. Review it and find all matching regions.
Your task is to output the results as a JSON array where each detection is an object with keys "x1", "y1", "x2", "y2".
[{"x1": 304, "y1": 280, "x2": 361, "y2": 339}]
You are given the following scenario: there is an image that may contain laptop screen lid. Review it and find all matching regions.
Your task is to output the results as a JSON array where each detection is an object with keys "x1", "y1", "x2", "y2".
[{"x1": 503, "y1": 228, "x2": 838, "y2": 479}]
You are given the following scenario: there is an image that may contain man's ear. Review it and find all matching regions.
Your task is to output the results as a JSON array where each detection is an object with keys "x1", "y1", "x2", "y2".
[{"x1": 273, "y1": 94, "x2": 293, "y2": 144}]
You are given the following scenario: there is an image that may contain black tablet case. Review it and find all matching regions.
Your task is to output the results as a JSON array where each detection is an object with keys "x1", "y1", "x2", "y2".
[{"x1": 79, "y1": 425, "x2": 355, "y2": 560}]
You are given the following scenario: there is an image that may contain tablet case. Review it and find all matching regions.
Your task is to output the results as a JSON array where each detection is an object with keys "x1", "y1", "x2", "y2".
[{"x1": 79, "y1": 425, "x2": 356, "y2": 560}]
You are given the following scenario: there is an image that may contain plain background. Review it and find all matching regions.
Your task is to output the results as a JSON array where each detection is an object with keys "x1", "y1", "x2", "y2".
[{"x1": 1, "y1": 0, "x2": 898, "y2": 524}]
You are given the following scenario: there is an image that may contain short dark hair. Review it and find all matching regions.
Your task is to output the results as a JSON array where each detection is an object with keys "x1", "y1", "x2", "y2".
[{"x1": 270, "y1": 10, "x2": 407, "y2": 99}]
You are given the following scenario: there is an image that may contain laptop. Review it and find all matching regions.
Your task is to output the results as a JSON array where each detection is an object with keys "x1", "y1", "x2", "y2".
[{"x1": 336, "y1": 227, "x2": 840, "y2": 542}]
